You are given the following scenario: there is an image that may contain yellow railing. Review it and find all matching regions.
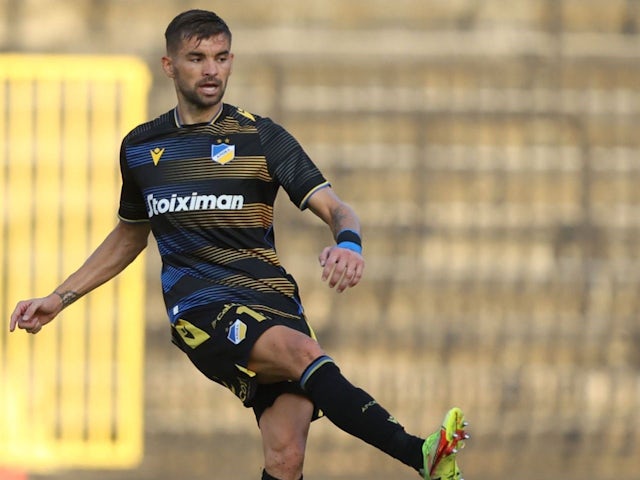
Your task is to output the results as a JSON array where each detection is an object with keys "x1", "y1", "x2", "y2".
[{"x1": 0, "y1": 55, "x2": 151, "y2": 471}]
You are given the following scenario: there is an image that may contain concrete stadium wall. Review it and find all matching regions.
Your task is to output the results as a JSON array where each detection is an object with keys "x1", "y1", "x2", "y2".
[{"x1": 3, "y1": 1, "x2": 639, "y2": 479}]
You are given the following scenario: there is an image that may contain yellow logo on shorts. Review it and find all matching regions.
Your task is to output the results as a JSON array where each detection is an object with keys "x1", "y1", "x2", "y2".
[
  {"x1": 174, "y1": 318, "x2": 210, "y2": 349},
  {"x1": 227, "y1": 319, "x2": 247, "y2": 344}
]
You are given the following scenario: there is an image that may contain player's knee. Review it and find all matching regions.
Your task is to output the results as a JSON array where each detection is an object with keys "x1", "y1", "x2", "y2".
[
  {"x1": 251, "y1": 326, "x2": 325, "y2": 379},
  {"x1": 264, "y1": 440, "x2": 305, "y2": 478},
  {"x1": 296, "y1": 336, "x2": 324, "y2": 365}
]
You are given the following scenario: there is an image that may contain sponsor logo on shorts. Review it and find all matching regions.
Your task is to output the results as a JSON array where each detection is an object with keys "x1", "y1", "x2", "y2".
[
  {"x1": 146, "y1": 192, "x2": 244, "y2": 218},
  {"x1": 227, "y1": 319, "x2": 247, "y2": 345}
]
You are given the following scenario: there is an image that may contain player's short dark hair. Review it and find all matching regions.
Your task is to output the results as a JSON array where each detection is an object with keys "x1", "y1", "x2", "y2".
[{"x1": 165, "y1": 10, "x2": 232, "y2": 54}]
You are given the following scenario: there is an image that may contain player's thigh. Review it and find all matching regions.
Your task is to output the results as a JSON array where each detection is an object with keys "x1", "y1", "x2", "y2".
[
  {"x1": 172, "y1": 303, "x2": 321, "y2": 403},
  {"x1": 248, "y1": 325, "x2": 325, "y2": 380}
]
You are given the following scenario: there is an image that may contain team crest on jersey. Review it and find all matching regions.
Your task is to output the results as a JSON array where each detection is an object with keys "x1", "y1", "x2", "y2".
[
  {"x1": 211, "y1": 143, "x2": 235, "y2": 164},
  {"x1": 227, "y1": 319, "x2": 247, "y2": 345}
]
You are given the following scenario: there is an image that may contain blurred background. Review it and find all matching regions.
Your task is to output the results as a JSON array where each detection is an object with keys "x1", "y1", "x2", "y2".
[{"x1": 2, "y1": 0, "x2": 640, "y2": 479}]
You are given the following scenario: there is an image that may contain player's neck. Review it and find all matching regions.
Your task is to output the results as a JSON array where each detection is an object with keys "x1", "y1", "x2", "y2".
[{"x1": 175, "y1": 103, "x2": 223, "y2": 126}]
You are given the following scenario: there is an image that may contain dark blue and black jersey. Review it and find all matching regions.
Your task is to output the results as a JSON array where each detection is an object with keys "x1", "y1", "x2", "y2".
[{"x1": 118, "y1": 104, "x2": 329, "y2": 323}]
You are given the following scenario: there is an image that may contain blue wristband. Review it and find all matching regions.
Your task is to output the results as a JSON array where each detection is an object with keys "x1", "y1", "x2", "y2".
[
  {"x1": 336, "y1": 229, "x2": 362, "y2": 254},
  {"x1": 337, "y1": 241, "x2": 362, "y2": 254}
]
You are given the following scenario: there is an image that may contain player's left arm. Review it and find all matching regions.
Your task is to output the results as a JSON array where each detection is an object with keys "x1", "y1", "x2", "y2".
[{"x1": 306, "y1": 186, "x2": 365, "y2": 293}]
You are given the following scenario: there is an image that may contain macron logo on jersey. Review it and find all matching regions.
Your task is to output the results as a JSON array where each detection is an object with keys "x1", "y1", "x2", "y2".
[{"x1": 146, "y1": 192, "x2": 244, "y2": 218}]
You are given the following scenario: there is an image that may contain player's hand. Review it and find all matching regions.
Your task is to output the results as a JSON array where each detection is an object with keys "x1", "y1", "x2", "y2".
[
  {"x1": 318, "y1": 245, "x2": 365, "y2": 293},
  {"x1": 9, "y1": 294, "x2": 62, "y2": 334}
]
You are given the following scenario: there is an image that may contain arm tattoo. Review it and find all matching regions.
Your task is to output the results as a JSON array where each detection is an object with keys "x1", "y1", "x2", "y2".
[{"x1": 53, "y1": 290, "x2": 81, "y2": 309}]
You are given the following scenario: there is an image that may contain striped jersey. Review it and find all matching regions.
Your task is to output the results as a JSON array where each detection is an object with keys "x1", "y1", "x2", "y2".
[{"x1": 118, "y1": 104, "x2": 329, "y2": 323}]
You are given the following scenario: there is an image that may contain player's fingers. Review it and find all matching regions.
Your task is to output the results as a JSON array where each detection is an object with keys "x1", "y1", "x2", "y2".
[
  {"x1": 337, "y1": 257, "x2": 365, "y2": 291},
  {"x1": 351, "y1": 261, "x2": 365, "y2": 286},
  {"x1": 19, "y1": 306, "x2": 45, "y2": 332},
  {"x1": 28, "y1": 321, "x2": 42, "y2": 334},
  {"x1": 328, "y1": 258, "x2": 348, "y2": 289},
  {"x1": 321, "y1": 249, "x2": 341, "y2": 282},
  {"x1": 336, "y1": 267, "x2": 354, "y2": 293},
  {"x1": 321, "y1": 255, "x2": 338, "y2": 285},
  {"x1": 9, "y1": 312, "x2": 19, "y2": 332},
  {"x1": 337, "y1": 256, "x2": 361, "y2": 291},
  {"x1": 9, "y1": 301, "x2": 30, "y2": 332},
  {"x1": 318, "y1": 246, "x2": 333, "y2": 268},
  {"x1": 21, "y1": 300, "x2": 43, "y2": 323},
  {"x1": 18, "y1": 317, "x2": 36, "y2": 331}
]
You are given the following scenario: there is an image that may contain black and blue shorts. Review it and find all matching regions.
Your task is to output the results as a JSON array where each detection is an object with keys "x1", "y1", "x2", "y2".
[{"x1": 170, "y1": 303, "x2": 316, "y2": 422}]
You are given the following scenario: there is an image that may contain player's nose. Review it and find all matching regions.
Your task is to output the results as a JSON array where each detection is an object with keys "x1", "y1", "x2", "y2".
[{"x1": 202, "y1": 58, "x2": 219, "y2": 77}]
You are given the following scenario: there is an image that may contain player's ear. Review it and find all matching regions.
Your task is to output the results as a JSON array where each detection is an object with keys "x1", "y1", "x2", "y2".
[{"x1": 161, "y1": 56, "x2": 175, "y2": 78}]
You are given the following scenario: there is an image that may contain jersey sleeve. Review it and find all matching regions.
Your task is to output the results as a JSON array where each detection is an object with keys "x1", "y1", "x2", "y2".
[
  {"x1": 257, "y1": 117, "x2": 329, "y2": 210},
  {"x1": 117, "y1": 139, "x2": 149, "y2": 223}
]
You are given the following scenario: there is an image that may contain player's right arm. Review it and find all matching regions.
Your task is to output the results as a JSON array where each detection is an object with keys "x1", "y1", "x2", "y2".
[{"x1": 9, "y1": 220, "x2": 151, "y2": 334}]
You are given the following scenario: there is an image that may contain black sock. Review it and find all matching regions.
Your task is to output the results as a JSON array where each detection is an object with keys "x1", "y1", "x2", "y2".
[
  {"x1": 300, "y1": 355, "x2": 424, "y2": 471},
  {"x1": 261, "y1": 469, "x2": 303, "y2": 480}
]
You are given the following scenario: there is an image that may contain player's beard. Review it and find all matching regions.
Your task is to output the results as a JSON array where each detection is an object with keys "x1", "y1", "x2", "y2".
[{"x1": 178, "y1": 77, "x2": 227, "y2": 112}]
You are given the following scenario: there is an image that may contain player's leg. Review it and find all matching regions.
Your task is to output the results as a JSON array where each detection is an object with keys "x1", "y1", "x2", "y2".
[
  {"x1": 257, "y1": 392, "x2": 313, "y2": 480},
  {"x1": 173, "y1": 303, "x2": 468, "y2": 479},
  {"x1": 299, "y1": 355, "x2": 469, "y2": 479},
  {"x1": 249, "y1": 327, "x2": 425, "y2": 469},
  {"x1": 250, "y1": 327, "x2": 469, "y2": 478}
]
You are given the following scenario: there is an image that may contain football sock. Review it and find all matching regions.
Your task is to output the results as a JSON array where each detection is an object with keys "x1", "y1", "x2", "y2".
[
  {"x1": 261, "y1": 469, "x2": 302, "y2": 480},
  {"x1": 300, "y1": 355, "x2": 424, "y2": 471}
]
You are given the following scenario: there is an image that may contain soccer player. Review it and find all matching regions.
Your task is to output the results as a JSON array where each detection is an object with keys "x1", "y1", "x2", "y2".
[{"x1": 9, "y1": 9, "x2": 468, "y2": 480}]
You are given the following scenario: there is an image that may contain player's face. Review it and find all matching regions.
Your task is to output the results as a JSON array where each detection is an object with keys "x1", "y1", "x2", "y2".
[{"x1": 163, "y1": 34, "x2": 234, "y2": 120}]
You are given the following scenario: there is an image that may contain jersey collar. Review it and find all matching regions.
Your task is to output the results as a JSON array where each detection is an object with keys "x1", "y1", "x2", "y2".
[{"x1": 173, "y1": 104, "x2": 224, "y2": 128}]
